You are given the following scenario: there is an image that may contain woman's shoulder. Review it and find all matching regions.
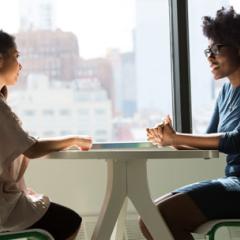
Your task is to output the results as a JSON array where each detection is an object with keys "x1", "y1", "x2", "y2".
[
  {"x1": 221, "y1": 82, "x2": 240, "y2": 96},
  {"x1": 0, "y1": 93, "x2": 21, "y2": 125},
  {"x1": 0, "y1": 94, "x2": 10, "y2": 111},
  {"x1": 0, "y1": 96, "x2": 9, "y2": 111},
  {"x1": 222, "y1": 82, "x2": 231, "y2": 91},
  {"x1": 218, "y1": 82, "x2": 231, "y2": 98}
]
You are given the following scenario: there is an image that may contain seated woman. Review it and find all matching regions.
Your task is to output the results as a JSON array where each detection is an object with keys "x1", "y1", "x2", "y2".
[
  {"x1": 140, "y1": 6, "x2": 240, "y2": 240},
  {"x1": 0, "y1": 30, "x2": 92, "y2": 240}
]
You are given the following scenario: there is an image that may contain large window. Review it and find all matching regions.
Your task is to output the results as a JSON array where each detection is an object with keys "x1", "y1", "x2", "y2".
[
  {"x1": 189, "y1": 0, "x2": 239, "y2": 133},
  {"x1": 2, "y1": 0, "x2": 172, "y2": 142}
]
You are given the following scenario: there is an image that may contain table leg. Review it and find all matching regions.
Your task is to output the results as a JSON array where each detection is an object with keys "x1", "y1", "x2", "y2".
[
  {"x1": 111, "y1": 198, "x2": 128, "y2": 240},
  {"x1": 127, "y1": 159, "x2": 174, "y2": 240},
  {"x1": 91, "y1": 160, "x2": 127, "y2": 240}
]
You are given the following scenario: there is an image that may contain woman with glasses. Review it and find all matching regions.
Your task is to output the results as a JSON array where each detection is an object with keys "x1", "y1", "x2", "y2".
[{"x1": 140, "y1": 6, "x2": 240, "y2": 240}]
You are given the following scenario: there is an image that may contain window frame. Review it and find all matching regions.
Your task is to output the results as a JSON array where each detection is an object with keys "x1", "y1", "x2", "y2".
[{"x1": 169, "y1": 0, "x2": 192, "y2": 133}]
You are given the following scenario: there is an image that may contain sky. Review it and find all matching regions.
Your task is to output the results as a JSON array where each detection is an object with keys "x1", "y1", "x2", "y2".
[
  {"x1": 230, "y1": 0, "x2": 240, "y2": 11},
  {"x1": 0, "y1": 0, "x2": 239, "y2": 59},
  {"x1": 0, "y1": 0, "x2": 136, "y2": 59}
]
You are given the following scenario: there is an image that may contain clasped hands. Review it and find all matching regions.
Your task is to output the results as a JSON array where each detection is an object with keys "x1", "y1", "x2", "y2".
[{"x1": 146, "y1": 115, "x2": 176, "y2": 147}]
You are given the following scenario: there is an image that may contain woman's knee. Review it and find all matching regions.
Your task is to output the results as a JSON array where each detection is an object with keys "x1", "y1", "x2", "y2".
[
  {"x1": 157, "y1": 193, "x2": 207, "y2": 232},
  {"x1": 139, "y1": 193, "x2": 207, "y2": 240}
]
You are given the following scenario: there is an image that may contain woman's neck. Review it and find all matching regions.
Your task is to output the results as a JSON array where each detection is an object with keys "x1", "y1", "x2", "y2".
[{"x1": 228, "y1": 67, "x2": 240, "y2": 88}]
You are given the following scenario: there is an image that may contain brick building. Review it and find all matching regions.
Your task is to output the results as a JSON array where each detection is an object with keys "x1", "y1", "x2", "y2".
[{"x1": 15, "y1": 29, "x2": 80, "y2": 86}]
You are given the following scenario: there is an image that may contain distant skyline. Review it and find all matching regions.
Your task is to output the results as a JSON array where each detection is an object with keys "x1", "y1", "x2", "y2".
[
  {"x1": 0, "y1": 0, "x2": 135, "y2": 59},
  {"x1": 0, "y1": 0, "x2": 239, "y2": 59}
]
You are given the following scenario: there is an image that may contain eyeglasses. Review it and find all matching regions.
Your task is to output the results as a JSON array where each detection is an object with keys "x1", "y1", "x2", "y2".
[{"x1": 204, "y1": 44, "x2": 226, "y2": 58}]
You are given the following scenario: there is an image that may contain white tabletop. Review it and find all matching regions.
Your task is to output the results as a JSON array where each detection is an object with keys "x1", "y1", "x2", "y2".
[{"x1": 47, "y1": 142, "x2": 219, "y2": 160}]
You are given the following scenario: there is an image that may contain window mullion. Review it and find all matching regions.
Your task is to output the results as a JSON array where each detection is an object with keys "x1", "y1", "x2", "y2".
[{"x1": 169, "y1": 0, "x2": 192, "y2": 133}]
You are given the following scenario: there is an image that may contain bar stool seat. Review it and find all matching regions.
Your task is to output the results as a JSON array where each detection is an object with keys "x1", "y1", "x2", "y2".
[
  {"x1": 193, "y1": 219, "x2": 240, "y2": 240},
  {"x1": 0, "y1": 229, "x2": 54, "y2": 240}
]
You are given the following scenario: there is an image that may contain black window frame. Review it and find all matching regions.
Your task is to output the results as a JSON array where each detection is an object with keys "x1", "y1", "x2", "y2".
[{"x1": 169, "y1": 0, "x2": 192, "y2": 133}]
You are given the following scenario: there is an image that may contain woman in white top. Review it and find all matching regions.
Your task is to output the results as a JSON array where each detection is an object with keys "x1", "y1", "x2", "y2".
[{"x1": 0, "y1": 30, "x2": 92, "y2": 240}]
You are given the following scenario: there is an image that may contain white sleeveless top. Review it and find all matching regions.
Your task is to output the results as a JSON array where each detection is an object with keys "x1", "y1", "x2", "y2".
[{"x1": 0, "y1": 90, "x2": 50, "y2": 232}]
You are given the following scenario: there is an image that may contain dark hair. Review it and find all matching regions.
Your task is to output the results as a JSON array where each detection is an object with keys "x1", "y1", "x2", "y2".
[
  {"x1": 202, "y1": 6, "x2": 240, "y2": 48},
  {"x1": 0, "y1": 30, "x2": 16, "y2": 56}
]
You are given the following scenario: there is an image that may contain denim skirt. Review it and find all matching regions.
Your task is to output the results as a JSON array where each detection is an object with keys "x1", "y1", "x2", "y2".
[{"x1": 173, "y1": 177, "x2": 240, "y2": 219}]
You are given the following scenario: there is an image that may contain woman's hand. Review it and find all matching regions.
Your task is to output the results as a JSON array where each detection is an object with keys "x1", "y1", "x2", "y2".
[
  {"x1": 146, "y1": 115, "x2": 176, "y2": 147},
  {"x1": 74, "y1": 136, "x2": 93, "y2": 151},
  {"x1": 147, "y1": 124, "x2": 163, "y2": 146},
  {"x1": 24, "y1": 135, "x2": 93, "y2": 158}
]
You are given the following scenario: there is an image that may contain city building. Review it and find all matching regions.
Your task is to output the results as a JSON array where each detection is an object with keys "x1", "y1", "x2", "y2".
[
  {"x1": 15, "y1": 30, "x2": 80, "y2": 87},
  {"x1": 78, "y1": 57, "x2": 114, "y2": 113},
  {"x1": 19, "y1": 0, "x2": 56, "y2": 31},
  {"x1": 107, "y1": 49, "x2": 136, "y2": 117},
  {"x1": 121, "y1": 52, "x2": 137, "y2": 117},
  {"x1": 9, "y1": 74, "x2": 112, "y2": 142}
]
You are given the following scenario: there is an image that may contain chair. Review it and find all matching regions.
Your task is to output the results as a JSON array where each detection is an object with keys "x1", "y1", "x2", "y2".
[
  {"x1": 193, "y1": 219, "x2": 240, "y2": 240},
  {"x1": 0, "y1": 229, "x2": 54, "y2": 240}
]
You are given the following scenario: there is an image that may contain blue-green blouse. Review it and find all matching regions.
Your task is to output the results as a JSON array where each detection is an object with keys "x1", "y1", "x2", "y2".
[{"x1": 209, "y1": 82, "x2": 240, "y2": 176}]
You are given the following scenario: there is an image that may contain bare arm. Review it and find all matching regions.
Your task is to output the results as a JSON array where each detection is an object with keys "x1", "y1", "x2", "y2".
[
  {"x1": 170, "y1": 145, "x2": 198, "y2": 150},
  {"x1": 147, "y1": 116, "x2": 222, "y2": 150},
  {"x1": 24, "y1": 136, "x2": 92, "y2": 159},
  {"x1": 148, "y1": 117, "x2": 240, "y2": 154},
  {"x1": 172, "y1": 132, "x2": 222, "y2": 150}
]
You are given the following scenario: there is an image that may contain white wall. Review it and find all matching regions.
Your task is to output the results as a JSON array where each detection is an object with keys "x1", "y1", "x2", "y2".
[{"x1": 25, "y1": 155, "x2": 226, "y2": 215}]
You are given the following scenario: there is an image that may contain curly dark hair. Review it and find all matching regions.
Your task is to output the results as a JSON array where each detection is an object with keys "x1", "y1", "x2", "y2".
[
  {"x1": 0, "y1": 30, "x2": 16, "y2": 57},
  {"x1": 202, "y1": 6, "x2": 240, "y2": 48}
]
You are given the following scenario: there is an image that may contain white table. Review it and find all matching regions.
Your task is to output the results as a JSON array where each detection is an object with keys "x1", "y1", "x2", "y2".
[{"x1": 47, "y1": 143, "x2": 219, "y2": 240}]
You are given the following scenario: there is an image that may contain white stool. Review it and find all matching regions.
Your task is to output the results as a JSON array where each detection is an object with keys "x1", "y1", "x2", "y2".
[{"x1": 193, "y1": 219, "x2": 240, "y2": 240}]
